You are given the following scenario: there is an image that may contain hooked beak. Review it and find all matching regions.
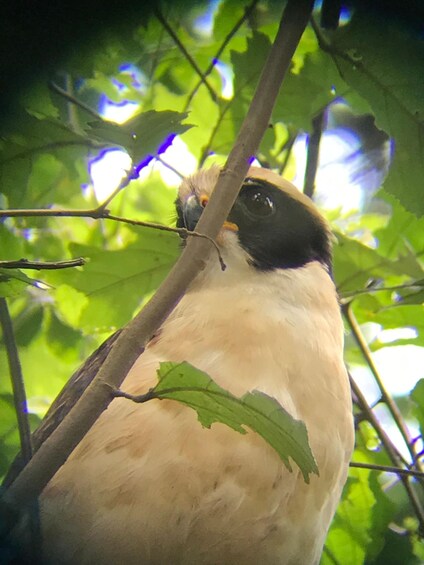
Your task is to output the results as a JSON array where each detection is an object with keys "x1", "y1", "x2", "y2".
[{"x1": 178, "y1": 194, "x2": 239, "y2": 233}]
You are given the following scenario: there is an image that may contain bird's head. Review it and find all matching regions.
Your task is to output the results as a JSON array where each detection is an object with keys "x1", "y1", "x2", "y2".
[{"x1": 176, "y1": 166, "x2": 332, "y2": 274}]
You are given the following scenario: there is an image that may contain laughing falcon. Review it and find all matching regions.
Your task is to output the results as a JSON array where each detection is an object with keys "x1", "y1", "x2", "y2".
[{"x1": 36, "y1": 166, "x2": 354, "y2": 564}]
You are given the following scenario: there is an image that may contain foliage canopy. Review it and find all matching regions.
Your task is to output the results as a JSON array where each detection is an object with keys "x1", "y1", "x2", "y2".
[{"x1": 1, "y1": 1, "x2": 424, "y2": 563}]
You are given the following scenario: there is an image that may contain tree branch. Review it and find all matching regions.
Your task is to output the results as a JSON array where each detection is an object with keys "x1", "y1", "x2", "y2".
[
  {"x1": 1, "y1": 0, "x2": 314, "y2": 514},
  {"x1": 0, "y1": 299, "x2": 42, "y2": 558},
  {"x1": 349, "y1": 372, "x2": 424, "y2": 530},
  {"x1": 350, "y1": 461, "x2": 424, "y2": 480},
  {"x1": 340, "y1": 279, "x2": 424, "y2": 300},
  {"x1": 0, "y1": 299, "x2": 32, "y2": 465},
  {"x1": 303, "y1": 109, "x2": 326, "y2": 197},
  {"x1": 0, "y1": 209, "x2": 225, "y2": 270},
  {"x1": 0, "y1": 258, "x2": 85, "y2": 270},
  {"x1": 343, "y1": 303, "x2": 416, "y2": 462},
  {"x1": 49, "y1": 81, "x2": 103, "y2": 121}
]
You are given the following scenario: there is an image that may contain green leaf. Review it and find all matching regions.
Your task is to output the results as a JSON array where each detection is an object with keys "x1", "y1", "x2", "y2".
[
  {"x1": 0, "y1": 269, "x2": 42, "y2": 297},
  {"x1": 331, "y1": 9, "x2": 424, "y2": 215},
  {"x1": 86, "y1": 110, "x2": 192, "y2": 163},
  {"x1": 324, "y1": 469, "x2": 375, "y2": 565},
  {"x1": 334, "y1": 233, "x2": 406, "y2": 293},
  {"x1": 154, "y1": 361, "x2": 318, "y2": 482},
  {"x1": 230, "y1": 31, "x2": 369, "y2": 137},
  {"x1": 45, "y1": 230, "x2": 179, "y2": 331}
]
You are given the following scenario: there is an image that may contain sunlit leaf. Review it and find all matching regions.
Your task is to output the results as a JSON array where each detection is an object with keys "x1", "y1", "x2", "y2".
[{"x1": 0, "y1": 269, "x2": 42, "y2": 297}]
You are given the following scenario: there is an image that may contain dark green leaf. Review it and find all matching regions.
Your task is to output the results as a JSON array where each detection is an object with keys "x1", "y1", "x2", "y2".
[
  {"x1": 86, "y1": 110, "x2": 192, "y2": 163},
  {"x1": 331, "y1": 9, "x2": 424, "y2": 215}
]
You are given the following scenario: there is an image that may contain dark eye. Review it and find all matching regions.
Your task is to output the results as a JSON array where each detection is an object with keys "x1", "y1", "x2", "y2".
[{"x1": 244, "y1": 191, "x2": 275, "y2": 218}]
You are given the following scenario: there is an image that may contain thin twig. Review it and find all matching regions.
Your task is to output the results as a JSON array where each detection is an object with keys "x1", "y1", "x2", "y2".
[
  {"x1": 49, "y1": 81, "x2": 102, "y2": 121},
  {"x1": 349, "y1": 372, "x2": 424, "y2": 530},
  {"x1": 183, "y1": 0, "x2": 260, "y2": 111},
  {"x1": 63, "y1": 74, "x2": 82, "y2": 133},
  {"x1": 199, "y1": 101, "x2": 233, "y2": 167},
  {"x1": 154, "y1": 8, "x2": 218, "y2": 103},
  {"x1": 154, "y1": 155, "x2": 184, "y2": 179},
  {"x1": 349, "y1": 373, "x2": 406, "y2": 467},
  {"x1": 95, "y1": 167, "x2": 138, "y2": 212},
  {"x1": 1, "y1": 0, "x2": 314, "y2": 516},
  {"x1": 0, "y1": 258, "x2": 85, "y2": 270},
  {"x1": 340, "y1": 280, "x2": 424, "y2": 300},
  {"x1": 343, "y1": 303, "x2": 416, "y2": 462},
  {"x1": 0, "y1": 299, "x2": 42, "y2": 560},
  {"x1": 303, "y1": 110, "x2": 326, "y2": 197},
  {"x1": 278, "y1": 131, "x2": 297, "y2": 175},
  {"x1": 112, "y1": 387, "x2": 156, "y2": 403},
  {"x1": 0, "y1": 300, "x2": 32, "y2": 463},
  {"x1": 350, "y1": 461, "x2": 424, "y2": 480},
  {"x1": 0, "y1": 207, "x2": 226, "y2": 270},
  {"x1": 104, "y1": 213, "x2": 226, "y2": 270}
]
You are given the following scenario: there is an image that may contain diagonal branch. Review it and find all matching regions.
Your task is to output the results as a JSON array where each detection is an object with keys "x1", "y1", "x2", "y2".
[
  {"x1": 49, "y1": 81, "x2": 103, "y2": 121},
  {"x1": 0, "y1": 298, "x2": 41, "y2": 558},
  {"x1": 1, "y1": 0, "x2": 315, "y2": 516},
  {"x1": 343, "y1": 302, "x2": 416, "y2": 462},
  {"x1": 349, "y1": 372, "x2": 424, "y2": 530},
  {"x1": 154, "y1": 8, "x2": 218, "y2": 103},
  {"x1": 183, "y1": 0, "x2": 260, "y2": 111},
  {"x1": 0, "y1": 299, "x2": 32, "y2": 465}
]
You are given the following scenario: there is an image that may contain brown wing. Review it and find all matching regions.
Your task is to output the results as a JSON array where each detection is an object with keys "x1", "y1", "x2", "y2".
[{"x1": 2, "y1": 330, "x2": 121, "y2": 489}]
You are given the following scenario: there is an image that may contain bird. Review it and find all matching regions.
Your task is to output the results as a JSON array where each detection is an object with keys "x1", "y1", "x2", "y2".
[{"x1": 37, "y1": 165, "x2": 354, "y2": 564}]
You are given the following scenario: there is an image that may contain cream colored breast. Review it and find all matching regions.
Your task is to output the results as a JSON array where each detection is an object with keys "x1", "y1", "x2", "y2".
[{"x1": 41, "y1": 261, "x2": 353, "y2": 565}]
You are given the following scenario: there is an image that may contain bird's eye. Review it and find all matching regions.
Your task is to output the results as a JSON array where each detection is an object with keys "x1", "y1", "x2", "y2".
[{"x1": 244, "y1": 191, "x2": 275, "y2": 218}]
